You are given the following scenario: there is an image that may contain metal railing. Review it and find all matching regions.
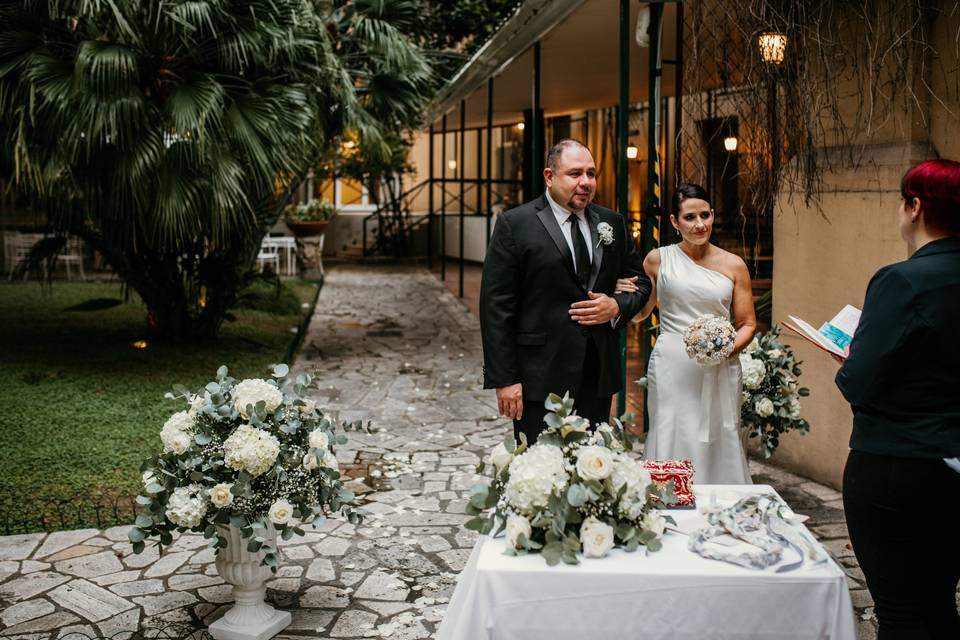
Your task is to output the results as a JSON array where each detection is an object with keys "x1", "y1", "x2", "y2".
[{"x1": 1, "y1": 494, "x2": 142, "y2": 535}]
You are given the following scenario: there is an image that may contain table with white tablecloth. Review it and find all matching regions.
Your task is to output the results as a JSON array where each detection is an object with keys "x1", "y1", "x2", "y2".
[{"x1": 437, "y1": 484, "x2": 856, "y2": 640}]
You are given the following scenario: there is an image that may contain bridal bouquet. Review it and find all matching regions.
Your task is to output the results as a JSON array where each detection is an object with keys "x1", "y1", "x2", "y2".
[
  {"x1": 128, "y1": 365, "x2": 364, "y2": 571},
  {"x1": 739, "y1": 327, "x2": 811, "y2": 457},
  {"x1": 465, "y1": 393, "x2": 674, "y2": 565},
  {"x1": 683, "y1": 314, "x2": 737, "y2": 365}
]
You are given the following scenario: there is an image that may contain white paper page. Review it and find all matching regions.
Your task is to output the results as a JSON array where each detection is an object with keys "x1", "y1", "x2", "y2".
[
  {"x1": 828, "y1": 305, "x2": 861, "y2": 336},
  {"x1": 786, "y1": 316, "x2": 846, "y2": 356}
]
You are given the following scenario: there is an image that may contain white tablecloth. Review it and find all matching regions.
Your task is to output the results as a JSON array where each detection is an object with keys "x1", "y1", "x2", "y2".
[{"x1": 437, "y1": 485, "x2": 856, "y2": 640}]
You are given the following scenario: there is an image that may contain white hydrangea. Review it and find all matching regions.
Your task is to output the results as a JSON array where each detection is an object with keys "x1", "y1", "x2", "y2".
[
  {"x1": 223, "y1": 424, "x2": 281, "y2": 477},
  {"x1": 165, "y1": 485, "x2": 207, "y2": 528},
  {"x1": 231, "y1": 379, "x2": 284, "y2": 419},
  {"x1": 754, "y1": 396, "x2": 775, "y2": 418},
  {"x1": 504, "y1": 444, "x2": 567, "y2": 515},
  {"x1": 606, "y1": 455, "x2": 652, "y2": 520},
  {"x1": 643, "y1": 511, "x2": 667, "y2": 537},
  {"x1": 739, "y1": 353, "x2": 766, "y2": 390},
  {"x1": 744, "y1": 336, "x2": 761, "y2": 354},
  {"x1": 160, "y1": 411, "x2": 195, "y2": 455}
]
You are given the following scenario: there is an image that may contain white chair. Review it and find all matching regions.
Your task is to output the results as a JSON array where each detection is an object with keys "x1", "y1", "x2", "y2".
[
  {"x1": 318, "y1": 233, "x2": 325, "y2": 276},
  {"x1": 257, "y1": 240, "x2": 280, "y2": 274},
  {"x1": 5, "y1": 232, "x2": 46, "y2": 280},
  {"x1": 59, "y1": 236, "x2": 85, "y2": 281}
]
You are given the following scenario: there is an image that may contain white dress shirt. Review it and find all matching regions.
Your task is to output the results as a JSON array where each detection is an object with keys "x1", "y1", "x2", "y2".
[
  {"x1": 545, "y1": 190, "x2": 592, "y2": 271},
  {"x1": 544, "y1": 191, "x2": 620, "y2": 327}
]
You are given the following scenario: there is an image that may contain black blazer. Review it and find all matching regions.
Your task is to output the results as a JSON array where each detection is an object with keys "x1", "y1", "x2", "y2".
[
  {"x1": 479, "y1": 194, "x2": 652, "y2": 401},
  {"x1": 836, "y1": 236, "x2": 960, "y2": 458}
]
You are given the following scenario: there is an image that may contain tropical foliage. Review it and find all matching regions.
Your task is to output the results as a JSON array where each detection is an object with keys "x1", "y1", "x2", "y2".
[{"x1": 0, "y1": 0, "x2": 430, "y2": 339}]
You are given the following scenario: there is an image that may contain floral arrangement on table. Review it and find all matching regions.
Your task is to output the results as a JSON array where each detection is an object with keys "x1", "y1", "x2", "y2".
[
  {"x1": 465, "y1": 393, "x2": 675, "y2": 565},
  {"x1": 739, "y1": 326, "x2": 811, "y2": 458},
  {"x1": 128, "y1": 364, "x2": 364, "y2": 572},
  {"x1": 284, "y1": 199, "x2": 337, "y2": 223},
  {"x1": 683, "y1": 314, "x2": 737, "y2": 365}
]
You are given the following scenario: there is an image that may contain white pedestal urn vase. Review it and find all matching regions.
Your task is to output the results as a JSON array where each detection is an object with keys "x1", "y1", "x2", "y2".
[{"x1": 209, "y1": 525, "x2": 291, "y2": 640}]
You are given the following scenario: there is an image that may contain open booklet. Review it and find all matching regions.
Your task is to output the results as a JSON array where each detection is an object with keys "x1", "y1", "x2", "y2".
[{"x1": 781, "y1": 305, "x2": 861, "y2": 359}]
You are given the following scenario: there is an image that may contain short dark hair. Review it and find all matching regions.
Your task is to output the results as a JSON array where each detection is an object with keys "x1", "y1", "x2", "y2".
[
  {"x1": 672, "y1": 183, "x2": 712, "y2": 213},
  {"x1": 546, "y1": 139, "x2": 589, "y2": 170},
  {"x1": 900, "y1": 159, "x2": 960, "y2": 235}
]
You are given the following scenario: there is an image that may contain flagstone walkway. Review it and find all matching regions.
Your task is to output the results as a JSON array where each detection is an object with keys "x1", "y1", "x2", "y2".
[{"x1": 0, "y1": 265, "x2": 878, "y2": 639}]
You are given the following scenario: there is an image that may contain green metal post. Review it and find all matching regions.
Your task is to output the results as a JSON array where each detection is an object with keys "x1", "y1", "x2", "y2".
[
  {"x1": 459, "y1": 99, "x2": 466, "y2": 298},
  {"x1": 642, "y1": 2, "x2": 665, "y2": 432},
  {"x1": 428, "y1": 123, "x2": 434, "y2": 269},
  {"x1": 616, "y1": 0, "x2": 630, "y2": 418},
  {"x1": 441, "y1": 114, "x2": 447, "y2": 281},
  {"x1": 486, "y1": 77, "x2": 494, "y2": 246},
  {"x1": 532, "y1": 42, "x2": 542, "y2": 189}
]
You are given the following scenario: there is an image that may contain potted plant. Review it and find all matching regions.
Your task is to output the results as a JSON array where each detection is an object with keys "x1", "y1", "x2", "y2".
[{"x1": 284, "y1": 199, "x2": 337, "y2": 237}]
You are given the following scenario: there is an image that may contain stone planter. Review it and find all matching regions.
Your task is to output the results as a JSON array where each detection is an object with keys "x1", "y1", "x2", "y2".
[
  {"x1": 208, "y1": 525, "x2": 291, "y2": 640},
  {"x1": 286, "y1": 219, "x2": 330, "y2": 238}
]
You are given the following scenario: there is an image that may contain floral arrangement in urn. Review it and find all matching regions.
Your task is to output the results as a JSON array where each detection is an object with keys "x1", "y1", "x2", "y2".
[
  {"x1": 739, "y1": 326, "x2": 811, "y2": 458},
  {"x1": 129, "y1": 364, "x2": 364, "y2": 571},
  {"x1": 284, "y1": 200, "x2": 336, "y2": 237},
  {"x1": 465, "y1": 393, "x2": 675, "y2": 565}
]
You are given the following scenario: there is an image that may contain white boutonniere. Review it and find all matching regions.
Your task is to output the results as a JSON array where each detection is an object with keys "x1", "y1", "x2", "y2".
[{"x1": 596, "y1": 222, "x2": 614, "y2": 248}]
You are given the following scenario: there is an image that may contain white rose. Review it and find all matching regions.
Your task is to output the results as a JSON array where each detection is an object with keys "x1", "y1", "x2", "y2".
[
  {"x1": 580, "y1": 517, "x2": 615, "y2": 558},
  {"x1": 576, "y1": 446, "x2": 614, "y2": 481},
  {"x1": 488, "y1": 442, "x2": 514, "y2": 473},
  {"x1": 739, "y1": 353, "x2": 766, "y2": 390},
  {"x1": 745, "y1": 337, "x2": 761, "y2": 354},
  {"x1": 188, "y1": 393, "x2": 207, "y2": 417},
  {"x1": 268, "y1": 499, "x2": 293, "y2": 525},
  {"x1": 504, "y1": 445, "x2": 568, "y2": 515},
  {"x1": 208, "y1": 483, "x2": 234, "y2": 508},
  {"x1": 766, "y1": 348, "x2": 783, "y2": 359},
  {"x1": 505, "y1": 514, "x2": 532, "y2": 549},
  {"x1": 231, "y1": 379, "x2": 284, "y2": 419},
  {"x1": 300, "y1": 398, "x2": 317, "y2": 415},
  {"x1": 302, "y1": 453, "x2": 319, "y2": 471},
  {"x1": 754, "y1": 396, "x2": 775, "y2": 418},
  {"x1": 321, "y1": 449, "x2": 339, "y2": 470},
  {"x1": 308, "y1": 429, "x2": 329, "y2": 450},
  {"x1": 170, "y1": 431, "x2": 192, "y2": 455},
  {"x1": 643, "y1": 511, "x2": 667, "y2": 537},
  {"x1": 786, "y1": 394, "x2": 802, "y2": 420}
]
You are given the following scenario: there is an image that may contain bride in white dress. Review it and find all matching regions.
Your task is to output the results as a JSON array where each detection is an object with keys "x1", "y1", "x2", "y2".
[{"x1": 617, "y1": 184, "x2": 757, "y2": 484}]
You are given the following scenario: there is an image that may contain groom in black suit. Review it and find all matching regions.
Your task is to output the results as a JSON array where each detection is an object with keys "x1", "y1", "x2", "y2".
[{"x1": 479, "y1": 139, "x2": 652, "y2": 444}]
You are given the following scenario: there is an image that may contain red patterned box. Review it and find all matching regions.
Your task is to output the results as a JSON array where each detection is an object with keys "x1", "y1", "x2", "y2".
[{"x1": 642, "y1": 459, "x2": 695, "y2": 508}]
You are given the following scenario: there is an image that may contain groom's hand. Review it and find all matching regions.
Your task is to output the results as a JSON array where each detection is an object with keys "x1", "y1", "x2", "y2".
[
  {"x1": 496, "y1": 383, "x2": 523, "y2": 420},
  {"x1": 569, "y1": 292, "x2": 620, "y2": 325}
]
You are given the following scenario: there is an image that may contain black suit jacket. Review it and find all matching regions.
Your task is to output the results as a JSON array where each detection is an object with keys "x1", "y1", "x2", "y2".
[
  {"x1": 836, "y1": 236, "x2": 960, "y2": 458},
  {"x1": 479, "y1": 194, "x2": 652, "y2": 401}
]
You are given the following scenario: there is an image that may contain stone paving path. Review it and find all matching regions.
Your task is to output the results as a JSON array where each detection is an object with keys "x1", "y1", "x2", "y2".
[{"x1": 0, "y1": 265, "x2": 879, "y2": 639}]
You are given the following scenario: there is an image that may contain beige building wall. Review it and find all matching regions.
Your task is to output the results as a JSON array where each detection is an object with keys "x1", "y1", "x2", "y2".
[{"x1": 770, "y1": 6, "x2": 960, "y2": 488}]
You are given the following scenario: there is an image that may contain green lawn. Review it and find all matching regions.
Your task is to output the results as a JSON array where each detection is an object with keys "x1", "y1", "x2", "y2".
[{"x1": 0, "y1": 280, "x2": 317, "y2": 531}]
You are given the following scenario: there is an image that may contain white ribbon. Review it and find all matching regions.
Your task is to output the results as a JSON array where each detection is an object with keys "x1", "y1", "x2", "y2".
[{"x1": 698, "y1": 363, "x2": 738, "y2": 443}]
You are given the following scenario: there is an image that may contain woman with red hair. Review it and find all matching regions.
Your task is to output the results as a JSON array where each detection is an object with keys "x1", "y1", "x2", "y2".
[{"x1": 836, "y1": 159, "x2": 960, "y2": 640}]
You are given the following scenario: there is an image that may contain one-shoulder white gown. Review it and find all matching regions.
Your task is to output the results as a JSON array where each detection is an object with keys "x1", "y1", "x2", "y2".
[{"x1": 643, "y1": 244, "x2": 752, "y2": 484}]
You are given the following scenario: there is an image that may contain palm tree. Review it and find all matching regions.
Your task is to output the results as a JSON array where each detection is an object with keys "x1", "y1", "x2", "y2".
[{"x1": 0, "y1": 0, "x2": 430, "y2": 339}]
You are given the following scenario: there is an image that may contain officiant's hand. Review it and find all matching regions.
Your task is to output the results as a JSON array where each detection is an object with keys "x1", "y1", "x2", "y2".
[
  {"x1": 570, "y1": 292, "x2": 620, "y2": 325},
  {"x1": 496, "y1": 383, "x2": 523, "y2": 419}
]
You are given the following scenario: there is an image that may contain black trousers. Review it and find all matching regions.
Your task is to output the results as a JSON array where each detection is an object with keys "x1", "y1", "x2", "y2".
[
  {"x1": 513, "y1": 338, "x2": 611, "y2": 445},
  {"x1": 842, "y1": 449, "x2": 960, "y2": 640}
]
